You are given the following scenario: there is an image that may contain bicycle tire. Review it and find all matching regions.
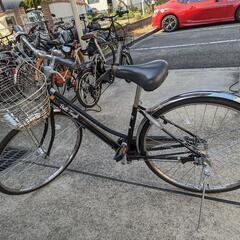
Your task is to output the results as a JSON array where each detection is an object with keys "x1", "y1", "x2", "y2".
[
  {"x1": 0, "y1": 112, "x2": 82, "y2": 195},
  {"x1": 138, "y1": 96, "x2": 240, "y2": 193},
  {"x1": 76, "y1": 68, "x2": 102, "y2": 108}
]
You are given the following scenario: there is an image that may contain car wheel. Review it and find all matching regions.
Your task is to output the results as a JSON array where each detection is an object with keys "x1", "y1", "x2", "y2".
[
  {"x1": 162, "y1": 15, "x2": 178, "y2": 32},
  {"x1": 235, "y1": 8, "x2": 240, "y2": 22}
]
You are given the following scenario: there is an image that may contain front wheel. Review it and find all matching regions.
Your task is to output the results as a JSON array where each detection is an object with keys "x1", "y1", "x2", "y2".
[
  {"x1": 138, "y1": 97, "x2": 240, "y2": 193},
  {"x1": 0, "y1": 112, "x2": 82, "y2": 195},
  {"x1": 162, "y1": 15, "x2": 178, "y2": 32},
  {"x1": 76, "y1": 68, "x2": 102, "y2": 108}
]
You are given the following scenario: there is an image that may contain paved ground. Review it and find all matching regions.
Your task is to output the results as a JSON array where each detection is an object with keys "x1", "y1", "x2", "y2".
[
  {"x1": 131, "y1": 23, "x2": 240, "y2": 69},
  {"x1": 0, "y1": 66, "x2": 240, "y2": 240}
]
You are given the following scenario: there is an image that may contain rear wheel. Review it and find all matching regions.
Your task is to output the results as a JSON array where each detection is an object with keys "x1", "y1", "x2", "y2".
[
  {"x1": 76, "y1": 68, "x2": 102, "y2": 108},
  {"x1": 138, "y1": 97, "x2": 240, "y2": 193},
  {"x1": 235, "y1": 8, "x2": 240, "y2": 22},
  {"x1": 0, "y1": 112, "x2": 82, "y2": 195},
  {"x1": 162, "y1": 15, "x2": 178, "y2": 32}
]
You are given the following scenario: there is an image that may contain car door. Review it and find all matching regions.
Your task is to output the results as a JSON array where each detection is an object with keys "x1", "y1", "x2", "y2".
[
  {"x1": 210, "y1": 0, "x2": 235, "y2": 20},
  {"x1": 186, "y1": 0, "x2": 234, "y2": 23}
]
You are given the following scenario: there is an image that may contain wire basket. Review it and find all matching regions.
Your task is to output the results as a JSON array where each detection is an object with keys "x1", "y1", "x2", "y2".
[{"x1": 0, "y1": 52, "x2": 50, "y2": 129}]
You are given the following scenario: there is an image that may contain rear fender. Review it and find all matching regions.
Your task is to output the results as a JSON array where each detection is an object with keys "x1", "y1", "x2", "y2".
[{"x1": 136, "y1": 91, "x2": 240, "y2": 153}]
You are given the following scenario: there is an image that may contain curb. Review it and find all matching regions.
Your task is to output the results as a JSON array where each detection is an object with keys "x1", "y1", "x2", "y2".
[{"x1": 128, "y1": 28, "x2": 160, "y2": 47}]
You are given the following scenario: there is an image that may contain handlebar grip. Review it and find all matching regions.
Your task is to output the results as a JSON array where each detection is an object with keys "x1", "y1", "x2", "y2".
[
  {"x1": 13, "y1": 25, "x2": 23, "y2": 33},
  {"x1": 116, "y1": 9, "x2": 129, "y2": 16},
  {"x1": 121, "y1": 10, "x2": 129, "y2": 14}
]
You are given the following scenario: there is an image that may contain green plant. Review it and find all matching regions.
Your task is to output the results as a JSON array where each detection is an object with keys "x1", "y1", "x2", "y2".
[
  {"x1": 19, "y1": 0, "x2": 42, "y2": 10},
  {"x1": 135, "y1": 14, "x2": 142, "y2": 20}
]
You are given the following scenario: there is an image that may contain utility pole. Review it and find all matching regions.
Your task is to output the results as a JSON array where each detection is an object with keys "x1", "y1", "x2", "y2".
[
  {"x1": 69, "y1": 0, "x2": 87, "y2": 49},
  {"x1": 141, "y1": 0, "x2": 145, "y2": 16},
  {"x1": 0, "y1": 0, "x2": 5, "y2": 12}
]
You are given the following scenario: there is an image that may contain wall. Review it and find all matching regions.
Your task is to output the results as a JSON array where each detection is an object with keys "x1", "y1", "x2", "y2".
[
  {"x1": 0, "y1": 8, "x2": 25, "y2": 36},
  {"x1": 42, "y1": 0, "x2": 86, "y2": 30},
  {"x1": 0, "y1": 11, "x2": 15, "y2": 35},
  {"x1": 1, "y1": 0, "x2": 22, "y2": 10},
  {"x1": 88, "y1": 0, "x2": 108, "y2": 12},
  {"x1": 49, "y1": 2, "x2": 86, "y2": 18}
]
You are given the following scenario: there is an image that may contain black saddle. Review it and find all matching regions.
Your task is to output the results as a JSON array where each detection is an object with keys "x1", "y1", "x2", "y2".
[{"x1": 114, "y1": 60, "x2": 168, "y2": 91}]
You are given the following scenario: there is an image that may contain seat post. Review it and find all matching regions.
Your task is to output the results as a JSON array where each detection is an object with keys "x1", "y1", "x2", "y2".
[
  {"x1": 133, "y1": 85, "x2": 142, "y2": 108},
  {"x1": 125, "y1": 85, "x2": 142, "y2": 148}
]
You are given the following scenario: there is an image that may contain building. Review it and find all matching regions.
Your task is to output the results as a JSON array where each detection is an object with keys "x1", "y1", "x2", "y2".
[
  {"x1": 0, "y1": 0, "x2": 22, "y2": 11},
  {"x1": 41, "y1": 0, "x2": 86, "y2": 30},
  {"x1": 87, "y1": 0, "x2": 142, "y2": 12},
  {"x1": 0, "y1": 9, "x2": 25, "y2": 36},
  {"x1": 45, "y1": 0, "x2": 86, "y2": 18}
]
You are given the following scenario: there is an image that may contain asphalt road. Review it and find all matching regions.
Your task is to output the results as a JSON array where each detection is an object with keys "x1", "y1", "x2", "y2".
[{"x1": 131, "y1": 22, "x2": 240, "y2": 69}]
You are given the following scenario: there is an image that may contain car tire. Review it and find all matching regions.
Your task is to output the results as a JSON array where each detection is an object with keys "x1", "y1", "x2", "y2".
[
  {"x1": 235, "y1": 8, "x2": 240, "y2": 22},
  {"x1": 161, "y1": 15, "x2": 178, "y2": 32}
]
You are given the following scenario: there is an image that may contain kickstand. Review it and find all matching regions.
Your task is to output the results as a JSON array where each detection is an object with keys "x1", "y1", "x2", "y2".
[{"x1": 197, "y1": 165, "x2": 211, "y2": 231}]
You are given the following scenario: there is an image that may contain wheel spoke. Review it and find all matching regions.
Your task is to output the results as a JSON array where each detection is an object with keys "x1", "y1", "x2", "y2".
[{"x1": 142, "y1": 101, "x2": 240, "y2": 193}]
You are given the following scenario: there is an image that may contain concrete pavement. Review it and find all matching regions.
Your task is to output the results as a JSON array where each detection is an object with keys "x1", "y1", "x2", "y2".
[{"x1": 0, "y1": 67, "x2": 240, "y2": 240}]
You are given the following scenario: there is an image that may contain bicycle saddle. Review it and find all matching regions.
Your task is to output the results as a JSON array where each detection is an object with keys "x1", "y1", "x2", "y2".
[{"x1": 114, "y1": 60, "x2": 168, "y2": 91}]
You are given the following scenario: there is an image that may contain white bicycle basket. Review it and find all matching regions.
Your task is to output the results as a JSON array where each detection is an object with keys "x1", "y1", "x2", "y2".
[{"x1": 0, "y1": 52, "x2": 50, "y2": 129}]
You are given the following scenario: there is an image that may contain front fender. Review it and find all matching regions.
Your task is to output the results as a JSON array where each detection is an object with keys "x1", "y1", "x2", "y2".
[{"x1": 136, "y1": 91, "x2": 240, "y2": 153}]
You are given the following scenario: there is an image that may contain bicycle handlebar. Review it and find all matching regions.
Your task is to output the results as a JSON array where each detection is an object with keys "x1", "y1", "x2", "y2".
[
  {"x1": 92, "y1": 10, "x2": 129, "y2": 22},
  {"x1": 13, "y1": 26, "x2": 77, "y2": 69}
]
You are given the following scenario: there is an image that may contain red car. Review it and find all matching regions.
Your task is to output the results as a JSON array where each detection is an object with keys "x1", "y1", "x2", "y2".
[{"x1": 152, "y1": 0, "x2": 240, "y2": 32}]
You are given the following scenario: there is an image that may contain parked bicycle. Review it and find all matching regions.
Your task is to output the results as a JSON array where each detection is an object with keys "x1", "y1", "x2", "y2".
[
  {"x1": 1, "y1": 27, "x2": 240, "y2": 198},
  {"x1": 15, "y1": 21, "x2": 131, "y2": 108},
  {"x1": 88, "y1": 10, "x2": 129, "y2": 48}
]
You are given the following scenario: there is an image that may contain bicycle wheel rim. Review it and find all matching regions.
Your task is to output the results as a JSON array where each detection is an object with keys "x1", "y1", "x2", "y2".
[
  {"x1": 139, "y1": 97, "x2": 240, "y2": 193},
  {"x1": 77, "y1": 69, "x2": 101, "y2": 108},
  {"x1": 0, "y1": 112, "x2": 82, "y2": 194}
]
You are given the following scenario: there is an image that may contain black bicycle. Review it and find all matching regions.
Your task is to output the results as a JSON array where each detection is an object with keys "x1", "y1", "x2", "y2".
[
  {"x1": 89, "y1": 10, "x2": 128, "y2": 48},
  {"x1": 1, "y1": 29, "x2": 240, "y2": 196},
  {"x1": 76, "y1": 33, "x2": 133, "y2": 108}
]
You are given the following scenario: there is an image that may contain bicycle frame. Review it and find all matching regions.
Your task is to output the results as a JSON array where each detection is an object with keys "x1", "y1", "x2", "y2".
[
  {"x1": 48, "y1": 83, "x2": 208, "y2": 163},
  {"x1": 49, "y1": 84, "x2": 142, "y2": 154}
]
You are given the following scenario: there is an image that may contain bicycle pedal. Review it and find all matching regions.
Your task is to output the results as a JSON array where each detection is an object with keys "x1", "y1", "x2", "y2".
[{"x1": 114, "y1": 143, "x2": 128, "y2": 162}]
